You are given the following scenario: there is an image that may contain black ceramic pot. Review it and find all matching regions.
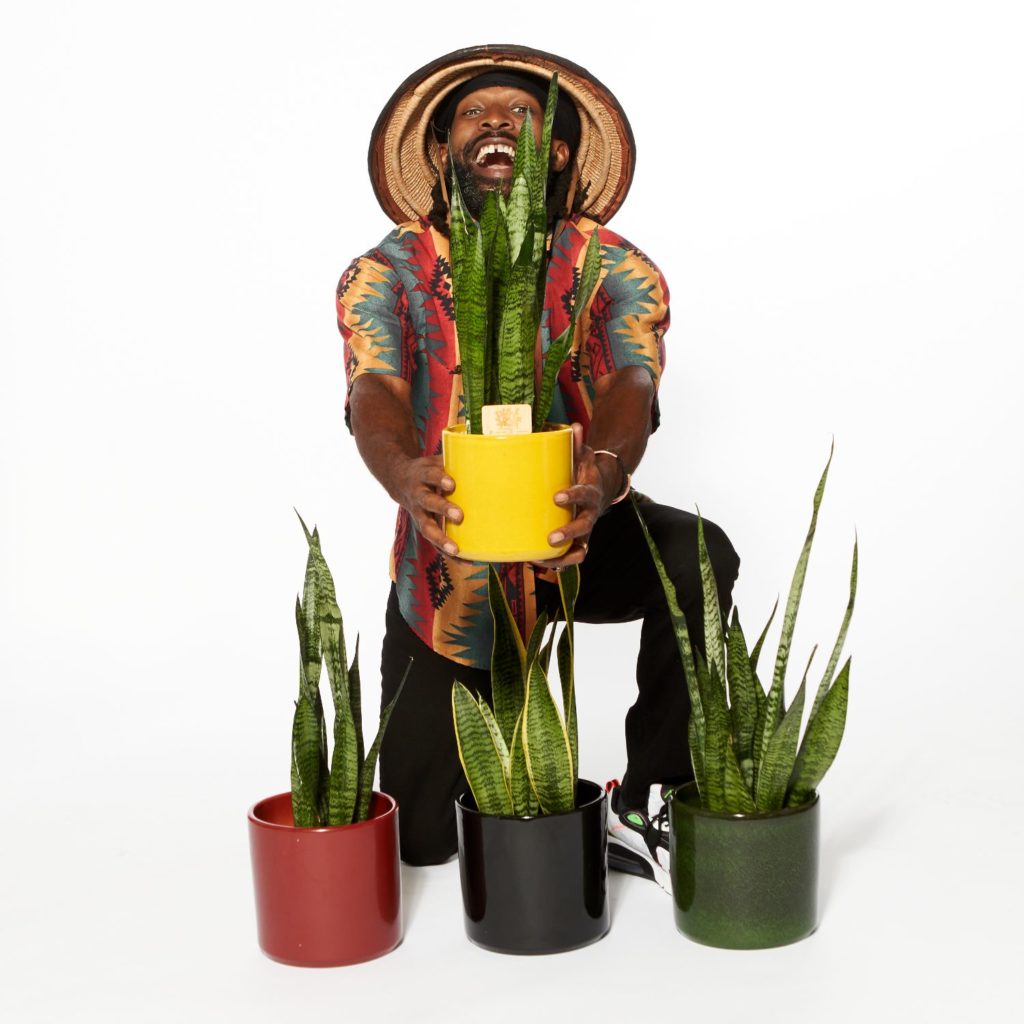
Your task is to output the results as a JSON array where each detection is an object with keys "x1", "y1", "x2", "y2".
[
  {"x1": 670, "y1": 781, "x2": 820, "y2": 949},
  {"x1": 455, "y1": 779, "x2": 609, "y2": 954}
]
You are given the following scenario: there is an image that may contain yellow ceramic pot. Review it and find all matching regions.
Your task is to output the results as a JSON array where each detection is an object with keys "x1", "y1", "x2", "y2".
[{"x1": 442, "y1": 424, "x2": 573, "y2": 562}]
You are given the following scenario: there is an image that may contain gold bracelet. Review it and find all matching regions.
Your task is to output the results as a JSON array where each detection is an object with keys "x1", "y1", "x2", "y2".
[{"x1": 592, "y1": 449, "x2": 632, "y2": 504}]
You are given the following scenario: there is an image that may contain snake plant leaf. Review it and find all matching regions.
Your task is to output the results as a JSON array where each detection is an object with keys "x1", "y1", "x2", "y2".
[
  {"x1": 557, "y1": 563, "x2": 580, "y2": 780},
  {"x1": 787, "y1": 657, "x2": 851, "y2": 807},
  {"x1": 540, "y1": 73, "x2": 558, "y2": 203},
  {"x1": 727, "y1": 608, "x2": 758, "y2": 780},
  {"x1": 632, "y1": 494, "x2": 706, "y2": 787},
  {"x1": 750, "y1": 597, "x2": 778, "y2": 674},
  {"x1": 327, "y1": 693, "x2": 359, "y2": 825},
  {"x1": 355, "y1": 657, "x2": 411, "y2": 821},
  {"x1": 762, "y1": 445, "x2": 833, "y2": 771},
  {"x1": 294, "y1": 598, "x2": 319, "y2": 705},
  {"x1": 488, "y1": 566, "x2": 526, "y2": 744},
  {"x1": 724, "y1": 736, "x2": 757, "y2": 814},
  {"x1": 496, "y1": 258, "x2": 536, "y2": 407},
  {"x1": 749, "y1": 668, "x2": 768, "y2": 793},
  {"x1": 534, "y1": 227, "x2": 603, "y2": 429},
  {"x1": 348, "y1": 634, "x2": 364, "y2": 791},
  {"x1": 810, "y1": 538, "x2": 858, "y2": 723},
  {"x1": 509, "y1": 710, "x2": 539, "y2": 816},
  {"x1": 688, "y1": 714, "x2": 706, "y2": 799},
  {"x1": 525, "y1": 610, "x2": 550, "y2": 677},
  {"x1": 291, "y1": 689, "x2": 323, "y2": 827},
  {"x1": 697, "y1": 513, "x2": 727, "y2": 681},
  {"x1": 696, "y1": 652, "x2": 730, "y2": 812},
  {"x1": 452, "y1": 681, "x2": 514, "y2": 816},
  {"x1": 522, "y1": 658, "x2": 575, "y2": 814},
  {"x1": 505, "y1": 153, "x2": 532, "y2": 263},
  {"x1": 756, "y1": 647, "x2": 814, "y2": 811},
  {"x1": 460, "y1": 222, "x2": 489, "y2": 435}
]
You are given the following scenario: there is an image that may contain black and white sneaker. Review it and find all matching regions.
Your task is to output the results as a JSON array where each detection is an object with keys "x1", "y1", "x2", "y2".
[{"x1": 605, "y1": 779, "x2": 675, "y2": 894}]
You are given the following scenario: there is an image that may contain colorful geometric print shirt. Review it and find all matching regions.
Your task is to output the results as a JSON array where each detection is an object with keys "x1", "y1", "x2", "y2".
[{"x1": 337, "y1": 214, "x2": 670, "y2": 669}]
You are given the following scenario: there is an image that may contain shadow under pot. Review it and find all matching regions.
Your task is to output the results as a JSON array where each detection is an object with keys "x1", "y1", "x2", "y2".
[
  {"x1": 248, "y1": 791, "x2": 402, "y2": 967},
  {"x1": 455, "y1": 778, "x2": 609, "y2": 955},
  {"x1": 441, "y1": 423, "x2": 573, "y2": 562},
  {"x1": 669, "y1": 781, "x2": 820, "y2": 949}
]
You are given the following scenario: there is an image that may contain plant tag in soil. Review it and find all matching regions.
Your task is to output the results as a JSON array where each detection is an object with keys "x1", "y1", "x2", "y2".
[{"x1": 481, "y1": 404, "x2": 532, "y2": 436}]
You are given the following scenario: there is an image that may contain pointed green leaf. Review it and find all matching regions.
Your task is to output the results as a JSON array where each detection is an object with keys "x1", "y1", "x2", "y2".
[
  {"x1": 522, "y1": 659, "x2": 575, "y2": 814},
  {"x1": 809, "y1": 539, "x2": 858, "y2": 723},
  {"x1": 355, "y1": 658, "x2": 411, "y2": 821},
  {"x1": 763, "y1": 445, "x2": 834, "y2": 770},
  {"x1": 540, "y1": 73, "x2": 558, "y2": 203},
  {"x1": 724, "y1": 736, "x2": 757, "y2": 813},
  {"x1": 787, "y1": 658, "x2": 850, "y2": 806},
  {"x1": 697, "y1": 652, "x2": 730, "y2": 812},
  {"x1": 557, "y1": 563, "x2": 580, "y2": 781},
  {"x1": 488, "y1": 566, "x2": 526, "y2": 744},
  {"x1": 290, "y1": 693, "x2": 322, "y2": 827},
  {"x1": 750, "y1": 598, "x2": 778, "y2": 674},
  {"x1": 632, "y1": 494, "x2": 706, "y2": 797},
  {"x1": 727, "y1": 608, "x2": 758, "y2": 772},
  {"x1": 756, "y1": 648, "x2": 813, "y2": 811},
  {"x1": 452, "y1": 681, "x2": 514, "y2": 816},
  {"x1": 509, "y1": 710, "x2": 539, "y2": 816},
  {"x1": 697, "y1": 514, "x2": 726, "y2": 680}
]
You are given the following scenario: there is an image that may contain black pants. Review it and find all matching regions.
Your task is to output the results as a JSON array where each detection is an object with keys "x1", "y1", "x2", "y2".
[{"x1": 378, "y1": 497, "x2": 740, "y2": 865}]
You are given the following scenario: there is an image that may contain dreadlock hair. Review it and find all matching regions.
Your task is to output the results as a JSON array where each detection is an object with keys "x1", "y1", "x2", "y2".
[{"x1": 426, "y1": 156, "x2": 591, "y2": 238}]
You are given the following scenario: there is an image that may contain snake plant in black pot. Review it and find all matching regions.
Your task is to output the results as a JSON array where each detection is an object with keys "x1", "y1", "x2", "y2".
[
  {"x1": 451, "y1": 564, "x2": 610, "y2": 954},
  {"x1": 635, "y1": 448, "x2": 857, "y2": 949}
]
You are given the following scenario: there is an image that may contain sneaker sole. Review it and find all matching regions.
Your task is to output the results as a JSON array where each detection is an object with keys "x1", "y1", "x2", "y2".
[{"x1": 607, "y1": 834, "x2": 672, "y2": 893}]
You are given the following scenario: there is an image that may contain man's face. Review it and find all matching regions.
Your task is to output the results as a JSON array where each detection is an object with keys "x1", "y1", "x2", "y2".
[{"x1": 438, "y1": 85, "x2": 570, "y2": 212}]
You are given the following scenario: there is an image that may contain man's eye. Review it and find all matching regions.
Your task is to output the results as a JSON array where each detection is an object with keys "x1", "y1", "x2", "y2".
[
  {"x1": 463, "y1": 107, "x2": 481, "y2": 116},
  {"x1": 513, "y1": 105, "x2": 528, "y2": 114}
]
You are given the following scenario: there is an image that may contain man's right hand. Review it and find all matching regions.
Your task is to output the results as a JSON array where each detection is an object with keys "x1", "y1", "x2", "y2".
[{"x1": 393, "y1": 455, "x2": 463, "y2": 556}]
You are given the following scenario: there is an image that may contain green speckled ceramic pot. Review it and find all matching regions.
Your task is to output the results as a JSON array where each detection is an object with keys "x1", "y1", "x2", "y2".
[{"x1": 669, "y1": 782, "x2": 819, "y2": 949}]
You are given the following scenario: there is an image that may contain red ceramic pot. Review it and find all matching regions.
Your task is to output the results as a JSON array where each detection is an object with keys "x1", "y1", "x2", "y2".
[{"x1": 248, "y1": 791, "x2": 402, "y2": 967}]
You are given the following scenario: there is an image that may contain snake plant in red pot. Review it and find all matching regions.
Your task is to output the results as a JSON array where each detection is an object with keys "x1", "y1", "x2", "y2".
[
  {"x1": 451, "y1": 564, "x2": 609, "y2": 954},
  {"x1": 248, "y1": 515, "x2": 409, "y2": 967},
  {"x1": 635, "y1": 448, "x2": 857, "y2": 949}
]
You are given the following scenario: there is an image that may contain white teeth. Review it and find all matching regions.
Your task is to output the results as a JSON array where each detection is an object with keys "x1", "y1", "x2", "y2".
[{"x1": 475, "y1": 143, "x2": 516, "y2": 165}]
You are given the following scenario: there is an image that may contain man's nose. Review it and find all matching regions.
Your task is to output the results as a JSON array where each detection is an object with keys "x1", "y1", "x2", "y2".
[{"x1": 481, "y1": 109, "x2": 513, "y2": 131}]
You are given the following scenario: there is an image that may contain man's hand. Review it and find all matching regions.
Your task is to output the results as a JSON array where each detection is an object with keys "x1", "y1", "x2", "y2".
[
  {"x1": 393, "y1": 454, "x2": 463, "y2": 557},
  {"x1": 531, "y1": 365, "x2": 654, "y2": 572},
  {"x1": 532, "y1": 423, "x2": 624, "y2": 570}
]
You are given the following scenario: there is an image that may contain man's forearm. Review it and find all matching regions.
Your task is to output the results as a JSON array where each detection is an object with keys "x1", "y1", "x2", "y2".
[
  {"x1": 585, "y1": 365, "x2": 656, "y2": 502},
  {"x1": 349, "y1": 373, "x2": 462, "y2": 554},
  {"x1": 349, "y1": 374, "x2": 422, "y2": 504}
]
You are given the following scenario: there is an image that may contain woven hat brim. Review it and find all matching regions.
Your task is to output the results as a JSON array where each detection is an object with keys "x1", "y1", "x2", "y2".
[{"x1": 368, "y1": 44, "x2": 635, "y2": 225}]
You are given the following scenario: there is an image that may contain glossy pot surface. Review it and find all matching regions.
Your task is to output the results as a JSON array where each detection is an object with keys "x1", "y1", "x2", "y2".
[
  {"x1": 248, "y1": 791, "x2": 402, "y2": 967},
  {"x1": 442, "y1": 424, "x2": 572, "y2": 562},
  {"x1": 456, "y1": 778, "x2": 609, "y2": 955},
  {"x1": 670, "y1": 782, "x2": 819, "y2": 949}
]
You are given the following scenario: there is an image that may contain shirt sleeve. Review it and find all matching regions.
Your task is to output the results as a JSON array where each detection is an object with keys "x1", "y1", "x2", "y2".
[
  {"x1": 336, "y1": 253, "x2": 414, "y2": 431},
  {"x1": 584, "y1": 243, "x2": 670, "y2": 391}
]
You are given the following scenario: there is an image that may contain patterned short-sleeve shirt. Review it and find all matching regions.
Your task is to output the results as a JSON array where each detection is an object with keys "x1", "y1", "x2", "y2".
[{"x1": 337, "y1": 214, "x2": 670, "y2": 669}]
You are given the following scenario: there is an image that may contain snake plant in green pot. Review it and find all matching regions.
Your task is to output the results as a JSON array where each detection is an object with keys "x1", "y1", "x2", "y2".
[
  {"x1": 247, "y1": 514, "x2": 409, "y2": 967},
  {"x1": 442, "y1": 75, "x2": 605, "y2": 562},
  {"x1": 451, "y1": 564, "x2": 610, "y2": 954},
  {"x1": 635, "y1": 448, "x2": 857, "y2": 949}
]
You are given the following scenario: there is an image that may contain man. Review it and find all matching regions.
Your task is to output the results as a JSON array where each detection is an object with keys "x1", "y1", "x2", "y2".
[{"x1": 337, "y1": 45, "x2": 739, "y2": 891}]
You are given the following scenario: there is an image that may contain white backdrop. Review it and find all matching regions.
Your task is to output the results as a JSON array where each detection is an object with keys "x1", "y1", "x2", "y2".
[{"x1": 2, "y1": 1, "x2": 1022, "y2": 1020}]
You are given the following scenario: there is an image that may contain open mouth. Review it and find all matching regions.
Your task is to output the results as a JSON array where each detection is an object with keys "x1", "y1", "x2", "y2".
[{"x1": 474, "y1": 142, "x2": 516, "y2": 171}]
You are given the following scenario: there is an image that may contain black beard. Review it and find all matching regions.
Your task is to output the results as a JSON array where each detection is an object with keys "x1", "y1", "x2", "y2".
[{"x1": 450, "y1": 134, "x2": 516, "y2": 220}]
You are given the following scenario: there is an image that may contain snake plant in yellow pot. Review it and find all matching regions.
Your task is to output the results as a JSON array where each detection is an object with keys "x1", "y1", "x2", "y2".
[
  {"x1": 451, "y1": 564, "x2": 610, "y2": 954},
  {"x1": 635, "y1": 447, "x2": 857, "y2": 949},
  {"x1": 443, "y1": 74, "x2": 604, "y2": 562}
]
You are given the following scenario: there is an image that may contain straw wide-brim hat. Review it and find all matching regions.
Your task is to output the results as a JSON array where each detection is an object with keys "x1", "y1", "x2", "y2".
[{"x1": 368, "y1": 44, "x2": 635, "y2": 225}]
